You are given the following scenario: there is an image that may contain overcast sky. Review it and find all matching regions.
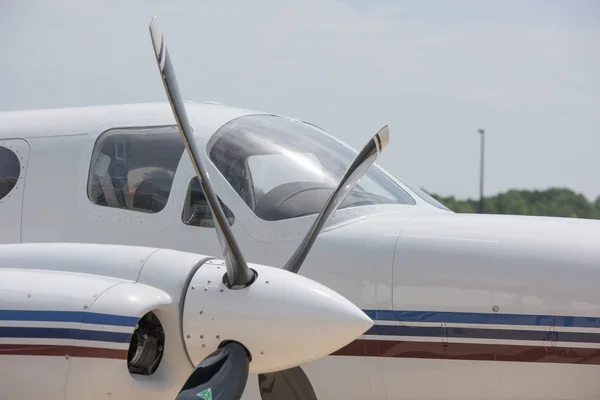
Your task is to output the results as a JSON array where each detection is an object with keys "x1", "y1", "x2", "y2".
[{"x1": 1, "y1": 0, "x2": 598, "y2": 200}]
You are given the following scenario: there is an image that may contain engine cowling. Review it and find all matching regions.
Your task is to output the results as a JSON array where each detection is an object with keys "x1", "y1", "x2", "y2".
[{"x1": 182, "y1": 258, "x2": 373, "y2": 374}]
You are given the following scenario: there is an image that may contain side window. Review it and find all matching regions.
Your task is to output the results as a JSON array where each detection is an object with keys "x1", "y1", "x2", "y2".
[
  {"x1": 182, "y1": 177, "x2": 235, "y2": 227},
  {"x1": 87, "y1": 126, "x2": 185, "y2": 214},
  {"x1": 0, "y1": 146, "x2": 21, "y2": 201}
]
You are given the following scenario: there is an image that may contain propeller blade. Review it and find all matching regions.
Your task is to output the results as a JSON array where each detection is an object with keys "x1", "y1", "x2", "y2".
[
  {"x1": 148, "y1": 16, "x2": 374, "y2": 400},
  {"x1": 283, "y1": 125, "x2": 390, "y2": 273},
  {"x1": 258, "y1": 367, "x2": 318, "y2": 400},
  {"x1": 148, "y1": 16, "x2": 255, "y2": 289},
  {"x1": 176, "y1": 342, "x2": 250, "y2": 400}
]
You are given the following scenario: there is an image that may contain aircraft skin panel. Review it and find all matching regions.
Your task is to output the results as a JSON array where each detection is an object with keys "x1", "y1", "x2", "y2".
[
  {"x1": 0, "y1": 268, "x2": 134, "y2": 400},
  {"x1": 0, "y1": 103, "x2": 253, "y2": 141},
  {"x1": 385, "y1": 213, "x2": 600, "y2": 398},
  {"x1": 0, "y1": 242, "x2": 158, "y2": 281},
  {"x1": 241, "y1": 355, "x2": 600, "y2": 400},
  {"x1": 21, "y1": 134, "x2": 94, "y2": 243},
  {"x1": 263, "y1": 213, "x2": 411, "y2": 309}
]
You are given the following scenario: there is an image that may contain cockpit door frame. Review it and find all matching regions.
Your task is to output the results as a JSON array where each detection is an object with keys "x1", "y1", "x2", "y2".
[{"x1": 167, "y1": 153, "x2": 268, "y2": 259}]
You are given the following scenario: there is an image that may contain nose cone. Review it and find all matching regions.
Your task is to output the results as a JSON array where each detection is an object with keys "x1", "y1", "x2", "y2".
[{"x1": 182, "y1": 259, "x2": 373, "y2": 374}]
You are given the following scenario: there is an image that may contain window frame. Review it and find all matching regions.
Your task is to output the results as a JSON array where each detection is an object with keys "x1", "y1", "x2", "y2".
[{"x1": 86, "y1": 124, "x2": 185, "y2": 215}]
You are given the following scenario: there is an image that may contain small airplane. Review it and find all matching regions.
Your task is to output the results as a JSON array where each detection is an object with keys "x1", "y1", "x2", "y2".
[
  {"x1": 0, "y1": 17, "x2": 379, "y2": 400},
  {"x1": 1, "y1": 14, "x2": 600, "y2": 400}
]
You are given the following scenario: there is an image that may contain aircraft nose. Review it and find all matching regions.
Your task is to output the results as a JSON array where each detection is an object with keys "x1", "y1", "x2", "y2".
[{"x1": 182, "y1": 259, "x2": 373, "y2": 374}]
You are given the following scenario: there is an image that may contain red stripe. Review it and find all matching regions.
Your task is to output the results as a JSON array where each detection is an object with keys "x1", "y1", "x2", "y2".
[
  {"x1": 331, "y1": 339, "x2": 600, "y2": 365},
  {"x1": 0, "y1": 344, "x2": 127, "y2": 360}
]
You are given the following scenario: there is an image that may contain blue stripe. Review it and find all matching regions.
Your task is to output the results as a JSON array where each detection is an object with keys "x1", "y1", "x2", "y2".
[
  {"x1": 0, "y1": 310, "x2": 138, "y2": 327},
  {"x1": 0, "y1": 327, "x2": 132, "y2": 343},
  {"x1": 363, "y1": 309, "x2": 600, "y2": 329},
  {"x1": 365, "y1": 324, "x2": 600, "y2": 344}
]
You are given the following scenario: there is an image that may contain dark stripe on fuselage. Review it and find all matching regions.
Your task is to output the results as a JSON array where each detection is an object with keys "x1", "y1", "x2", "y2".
[
  {"x1": 0, "y1": 310, "x2": 139, "y2": 327},
  {"x1": 0, "y1": 327, "x2": 132, "y2": 343},
  {"x1": 2, "y1": 309, "x2": 597, "y2": 328},
  {"x1": 364, "y1": 309, "x2": 600, "y2": 329},
  {"x1": 0, "y1": 344, "x2": 127, "y2": 359},
  {"x1": 4, "y1": 339, "x2": 599, "y2": 365},
  {"x1": 332, "y1": 339, "x2": 600, "y2": 365},
  {"x1": 367, "y1": 325, "x2": 600, "y2": 344}
]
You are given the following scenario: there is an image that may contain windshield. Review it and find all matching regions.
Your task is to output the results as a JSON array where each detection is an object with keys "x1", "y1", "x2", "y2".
[{"x1": 207, "y1": 114, "x2": 416, "y2": 221}]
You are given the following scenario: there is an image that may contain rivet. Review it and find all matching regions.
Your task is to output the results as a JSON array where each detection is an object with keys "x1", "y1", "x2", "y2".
[
  {"x1": 207, "y1": 280, "x2": 211, "y2": 284},
  {"x1": 187, "y1": 335, "x2": 191, "y2": 339},
  {"x1": 266, "y1": 280, "x2": 269, "y2": 284},
  {"x1": 202, "y1": 344, "x2": 206, "y2": 347},
  {"x1": 192, "y1": 285, "x2": 196, "y2": 290},
  {"x1": 83, "y1": 305, "x2": 88, "y2": 310},
  {"x1": 216, "y1": 335, "x2": 220, "y2": 339},
  {"x1": 199, "y1": 311, "x2": 203, "y2": 315},
  {"x1": 65, "y1": 355, "x2": 70, "y2": 360},
  {"x1": 261, "y1": 351, "x2": 265, "y2": 355},
  {"x1": 219, "y1": 289, "x2": 224, "y2": 293},
  {"x1": 492, "y1": 305, "x2": 499, "y2": 313},
  {"x1": 204, "y1": 287, "x2": 208, "y2": 291},
  {"x1": 200, "y1": 335, "x2": 204, "y2": 339}
]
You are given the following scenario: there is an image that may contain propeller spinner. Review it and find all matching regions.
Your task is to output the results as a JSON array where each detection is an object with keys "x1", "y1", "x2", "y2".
[{"x1": 149, "y1": 15, "x2": 388, "y2": 400}]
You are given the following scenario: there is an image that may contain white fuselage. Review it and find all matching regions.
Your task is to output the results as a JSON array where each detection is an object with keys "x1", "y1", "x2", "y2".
[{"x1": 1, "y1": 103, "x2": 600, "y2": 399}]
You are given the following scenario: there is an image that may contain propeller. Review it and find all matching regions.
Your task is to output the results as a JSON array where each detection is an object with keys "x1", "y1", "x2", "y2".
[
  {"x1": 175, "y1": 342, "x2": 249, "y2": 400},
  {"x1": 148, "y1": 15, "x2": 388, "y2": 400},
  {"x1": 282, "y1": 124, "x2": 389, "y2": 273},
  {"x1": 149, "y1": 16, "x2": 254, "y2": 291}
]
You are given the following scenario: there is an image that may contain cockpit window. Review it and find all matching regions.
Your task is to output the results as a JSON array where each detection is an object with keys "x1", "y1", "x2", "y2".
[
  {"x1": 87, "y1": 126, "x2": 185, "y2": 213},
  {"x1": 182, "y1": 177, "x2": 235, "y2": 228},
  {"x1": 208, "y1": 114, "x2": 416, "y2": 221}
]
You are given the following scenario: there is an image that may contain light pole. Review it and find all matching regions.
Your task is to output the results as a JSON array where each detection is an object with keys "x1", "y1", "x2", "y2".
[{"x1": 478, "y1": 129, "x2": 485, "y2": 214}]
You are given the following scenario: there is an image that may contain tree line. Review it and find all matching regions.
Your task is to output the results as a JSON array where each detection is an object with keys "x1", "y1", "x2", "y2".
[{"x1": 426, "y1": 187, "x2": 600, "y2": 219}]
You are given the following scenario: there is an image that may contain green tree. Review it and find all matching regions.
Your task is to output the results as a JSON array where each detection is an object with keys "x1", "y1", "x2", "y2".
[{"x1": 424, "y1": 187, "x2": 600, "y2": 220}]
